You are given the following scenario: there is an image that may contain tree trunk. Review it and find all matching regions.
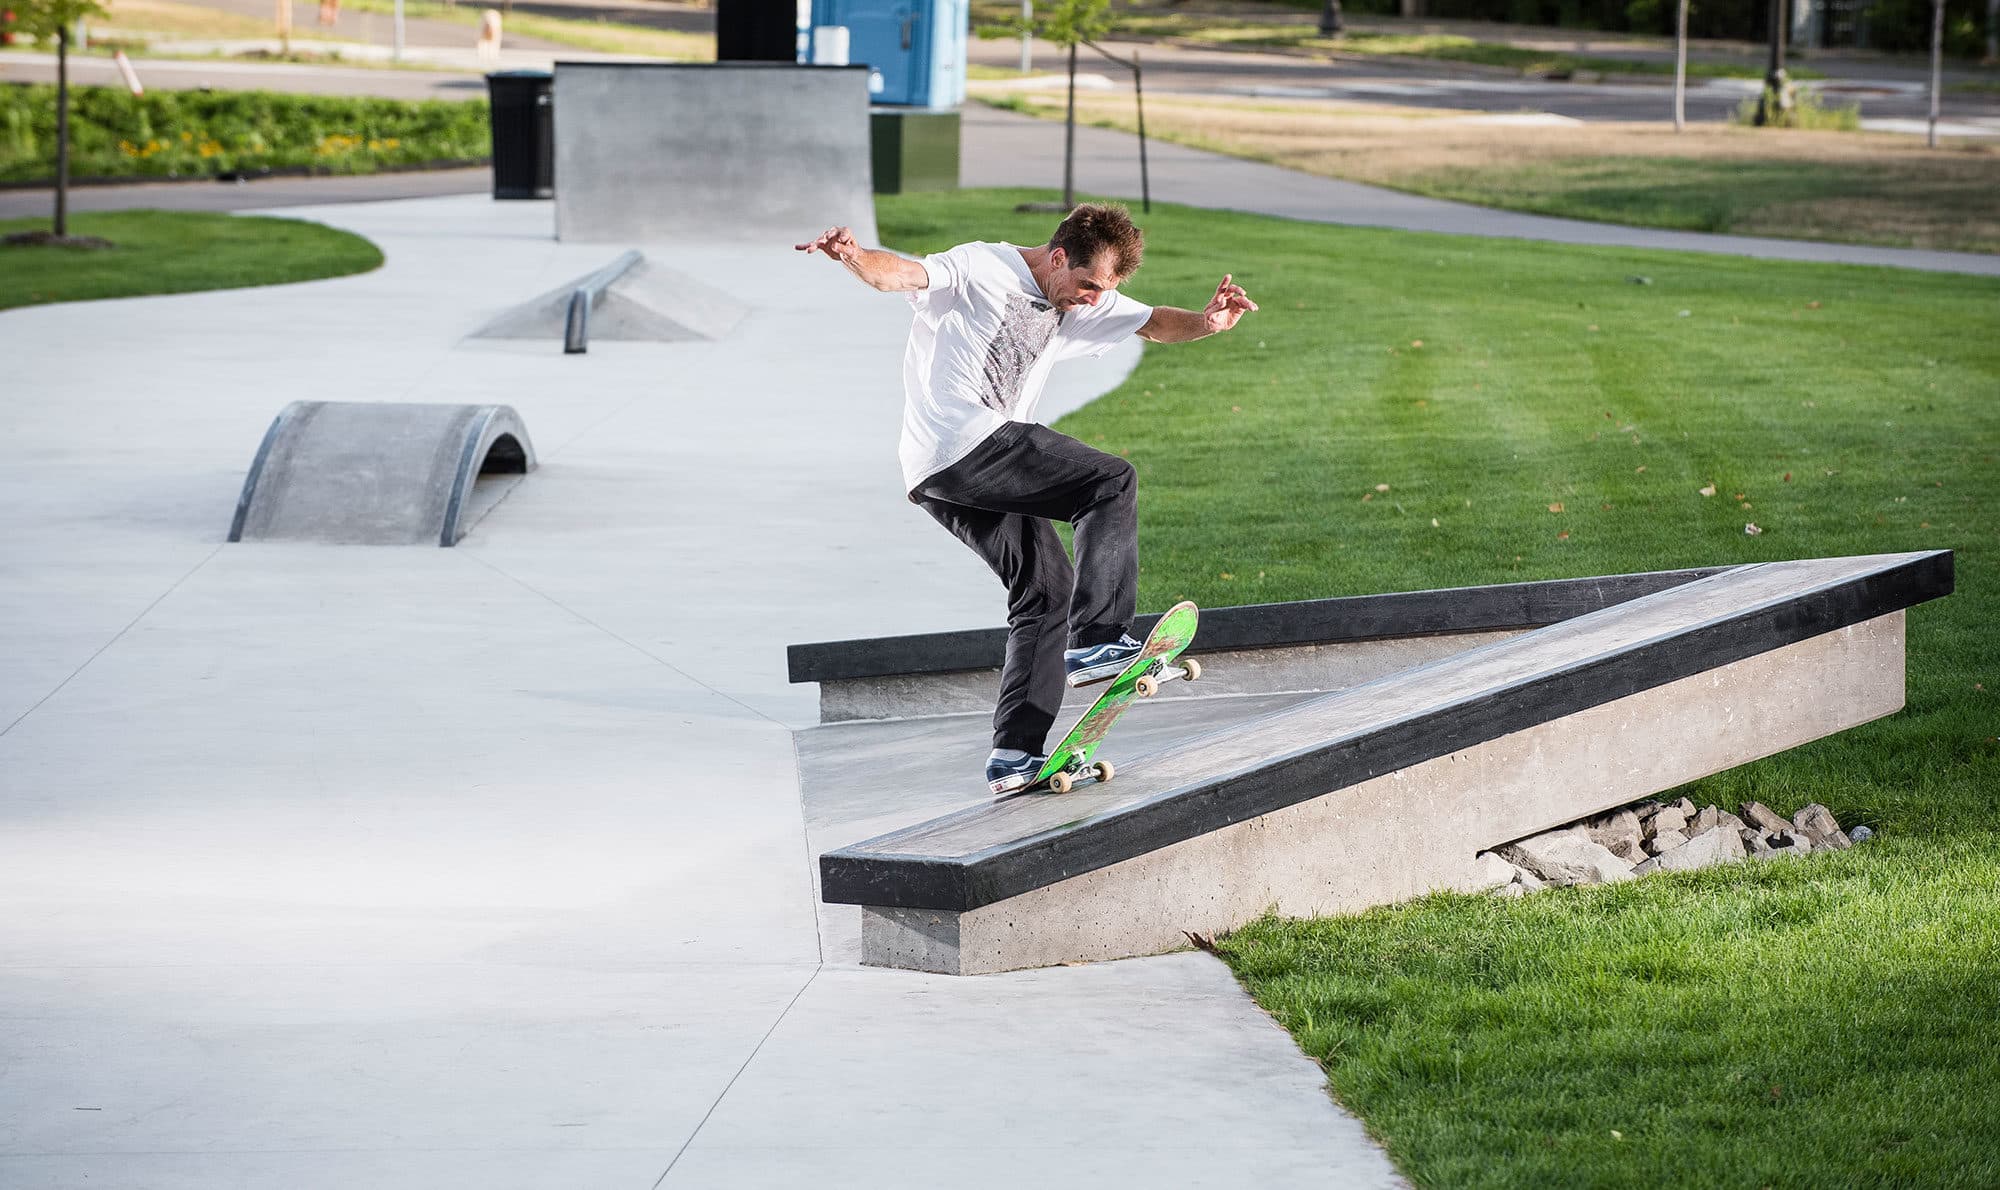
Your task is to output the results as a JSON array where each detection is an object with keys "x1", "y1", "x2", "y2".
[
  {"x1": 1062, "y1": 41, "x2": 1076, "y2": 209},
  {"x1": 1986, "y1": 0, "x2": 1996, "y2": 64},
  {"x1": 1930, "y1": 0, "x2": 1945, "y2": 148},
  {"x1": 1673, "y1": 0, "x2": 1688, "y2": 132},
  {"x1": 55, "y1": 26, "x2": 69, "y2": 238}
]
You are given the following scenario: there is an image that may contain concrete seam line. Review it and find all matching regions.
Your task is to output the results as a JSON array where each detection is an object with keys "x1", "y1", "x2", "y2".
[
  {"x1": 653, "y1": 967, "x2": 822, "y2": 1189},
  {"x1": 789, "y1": 730, "x2": 828, "y2": 969},
  {"x1": 456, "y1": 551, "x2": 790, "y2": 730},
  {"x1": 0, "y1": 544, "x2": 224, "y2": 741}
]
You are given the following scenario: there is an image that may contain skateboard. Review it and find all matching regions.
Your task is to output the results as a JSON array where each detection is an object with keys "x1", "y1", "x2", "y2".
[{"x1": 1026, "y1": 601, "x2": 1202, "y2": 795}]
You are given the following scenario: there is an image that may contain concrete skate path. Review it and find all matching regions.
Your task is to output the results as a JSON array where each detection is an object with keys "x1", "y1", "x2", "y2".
[
  {"x1": 5, "y1": 101, "x2": 1994, "y2": 276},
  {"x1": 0, "y1": 189, "x2": 1404, "y2": 1185},
  {"x1": 3, "y1": 89, "x2": 1989, "y2": 1188}
]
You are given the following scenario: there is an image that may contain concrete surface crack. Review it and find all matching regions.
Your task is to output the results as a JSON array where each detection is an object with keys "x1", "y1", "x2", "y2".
[
  {"x1": 460, "y1": 552, "x2": 787, "y2": 728},
  {"x1": 651, "y1": 967, "x2": 821, "y2": 1188},
  {"x1": 0, "y1": 543, "x2": 222, "y2": 740}
]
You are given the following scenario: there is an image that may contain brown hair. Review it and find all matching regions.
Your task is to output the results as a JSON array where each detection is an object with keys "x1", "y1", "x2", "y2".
[{"x1": 1050, "y1": 203, "x2": 1144, "y2": 280}]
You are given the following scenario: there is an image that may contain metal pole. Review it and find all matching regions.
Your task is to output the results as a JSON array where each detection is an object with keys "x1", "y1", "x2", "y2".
[
  {"x1": 54, "y1": 26, "x2": 68, "y2": 238},
  {"x1": 1020, "y1": 0, "x2": 1031, "y2": 73},
  {"x1": 1083, "y1": 41, "x2": 1150, "y2": 213},
  {"x1": 1929, "y1": 0, "x2": 1944, "y2": 148},
  {"x1": 1134, "y1": 50, "x2": 1149, "y2": 213},
  {"x1": 1673, "y1": 0, "x2": 1688, "y2": 132},
  {"x1": 393, "y1": 0, "x2": 404, "y2": 61}
]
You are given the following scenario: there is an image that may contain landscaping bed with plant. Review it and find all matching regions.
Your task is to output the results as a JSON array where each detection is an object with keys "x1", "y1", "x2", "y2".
[{"x1": 0, "y1": 84, "x2": 489, "y2": 183}]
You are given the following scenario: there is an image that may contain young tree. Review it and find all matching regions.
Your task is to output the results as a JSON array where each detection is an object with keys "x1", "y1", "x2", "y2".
[
  {"x1": 12, "y1": 0, "x2": 108, "y2": 239},
  {"x1": 1013, "y1": 0, "x2": 1113, "y2": 209}
]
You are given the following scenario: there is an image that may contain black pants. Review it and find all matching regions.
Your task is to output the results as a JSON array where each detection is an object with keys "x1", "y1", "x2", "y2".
[{"x1": 911, "y1": 422, "x2": 1138, "y2": 754}]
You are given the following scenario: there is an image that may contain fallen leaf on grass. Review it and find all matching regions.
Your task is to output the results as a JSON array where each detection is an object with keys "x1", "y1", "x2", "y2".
[
  {"x1": 1557, "y1": 530, "x2": 1571, "y2": 540},
  {"x1": 1783, "y1": 472, "x2": 1793, "y2": 482},
  {"x1": 1548, "y1": 503, "x2": 1565, "y2": 513},
  {"x1": 1746, "y1": 523, "x2": 1763, "y2": 536},
  {"x1": 1376, "y1": 483, "x2": 1391, "y2": 492},
  {"x1": 1700, "y1": 484, "x2": 1717, "y2": 497}
]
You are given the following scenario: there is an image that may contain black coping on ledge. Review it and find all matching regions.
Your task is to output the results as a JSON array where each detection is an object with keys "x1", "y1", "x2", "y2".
[
  {"x1": 787, "y1": 566, "x2": 1733, "y2": 685},
  {"x1": 819, "y1": 551, "x2": 1953, "y2": 913}
]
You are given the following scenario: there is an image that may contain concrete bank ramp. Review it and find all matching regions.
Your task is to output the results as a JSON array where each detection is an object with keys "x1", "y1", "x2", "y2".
[
  {"x1": 228, "y1": 401, "x2": 535, "y2": 547},
  {"x1": 818, "y1": 551, "x2": 1953, "y2": 975},
  {"x1": 553, "y1": 62, "x2": 879, "y2": 245}
]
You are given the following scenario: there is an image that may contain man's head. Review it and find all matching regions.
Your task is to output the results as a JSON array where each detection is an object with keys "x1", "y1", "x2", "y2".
[{"x1": 1042, "y1": 203, "x2": 1144, "y2": 312}]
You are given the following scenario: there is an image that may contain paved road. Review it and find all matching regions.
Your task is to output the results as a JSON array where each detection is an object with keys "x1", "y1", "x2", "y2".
[
  {"x1": 7, "y1": 6, "x2": 1998, "y2": 127},
  {"x1": 965, "y1": 37, "x2": 2000, "y2": 127}
]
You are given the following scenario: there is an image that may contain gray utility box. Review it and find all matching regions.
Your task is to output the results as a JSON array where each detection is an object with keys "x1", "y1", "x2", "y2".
[{"x1": 870, "y1": 107, "x2": 958, "y2": 194}]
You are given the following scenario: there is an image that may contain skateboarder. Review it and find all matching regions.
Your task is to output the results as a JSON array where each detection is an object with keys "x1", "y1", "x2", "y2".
[{"x1": 798, "y1": 204, "x2": 1256, "y2": 793}]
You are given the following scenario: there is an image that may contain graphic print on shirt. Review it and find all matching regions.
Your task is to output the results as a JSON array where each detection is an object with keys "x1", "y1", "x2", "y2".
[{"x1": 978, "y1": 294, "x2": 1062, "y2": 413}]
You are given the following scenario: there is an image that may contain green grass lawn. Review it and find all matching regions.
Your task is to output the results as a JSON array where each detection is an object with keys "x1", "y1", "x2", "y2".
[
  {"x1": 0, "y1": 210, "x2": 382, "y2": 308},
  {"x1": 1401, "y1": 155, "x2": 1990, "y2": 249},
  {"x1": 983, "y1": 91, "x2": 2000, "y2": 256},
  {"x1": 880, "y1": 190, "x2": 2000, "y2": 1187}
]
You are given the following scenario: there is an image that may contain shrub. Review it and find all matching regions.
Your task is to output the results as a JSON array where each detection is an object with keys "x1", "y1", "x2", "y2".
[
  {"x1": 1730, "y1": 85, "x2": 1864, "y2": 130},
  {"x1": 0, "y1": 84, "x2": 489, "y2": 182}
]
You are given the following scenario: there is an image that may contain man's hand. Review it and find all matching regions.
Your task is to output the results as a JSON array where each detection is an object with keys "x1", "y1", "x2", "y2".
[
  {"x1": 1203, "y1": 274, "x2": 1258, "y2": 335},
  {"x1": 795, "y1": 225, "x2": 928, "y2": 292},
  {"x1": 797, "y1": 226, "x2": 862, "y2": 265},
  {"x1": 1137, "y1": 274, "x2": 1259, "y2": 343}
]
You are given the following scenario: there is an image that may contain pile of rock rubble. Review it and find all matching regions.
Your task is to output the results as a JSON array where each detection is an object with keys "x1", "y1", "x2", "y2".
[{"x1": 1476, "y1": 798, "x2": 1870, "y2": 896}]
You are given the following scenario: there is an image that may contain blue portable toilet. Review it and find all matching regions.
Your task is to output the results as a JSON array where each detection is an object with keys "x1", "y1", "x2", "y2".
[{"x1": 811, "y1": 0, "x2": 967, "y2": 108}]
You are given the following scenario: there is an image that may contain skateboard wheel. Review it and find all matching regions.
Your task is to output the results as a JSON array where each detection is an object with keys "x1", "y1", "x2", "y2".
[
  {"x1": 1183, "y1": 658, "x2": 1202, "y2": 682},
  {"x1": 1094, "y1": 760, "x2": 1115, "y2": 784},
  {"x1": 1049, "y1": 771, "x2": 1073, "y2": 794},
  {"x1": 1136, "y1": 675, "x2": 1159, "y2": 698}
]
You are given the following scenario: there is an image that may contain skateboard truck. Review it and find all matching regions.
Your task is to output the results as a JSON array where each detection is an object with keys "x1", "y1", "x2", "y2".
[{"x1": 1025, "y1": 603, "x2": 1202, "y2": 795}]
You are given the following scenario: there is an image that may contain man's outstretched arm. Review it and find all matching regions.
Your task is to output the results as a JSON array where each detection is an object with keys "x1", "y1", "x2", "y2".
[
  {"x1": 1137, "y1": 274, "x2": 1258, "y2": 343},
  {"x1": 796, "y1": 226, "x2": 928, "y2": 293}
]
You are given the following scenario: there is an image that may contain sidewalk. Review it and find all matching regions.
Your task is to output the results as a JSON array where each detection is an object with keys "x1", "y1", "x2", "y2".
[
  {"x1": 13, "y1": 102, "x2": 1989, "y2": 277},
  {"x1": 0, "y1": 181, "x2": 1408, "y2": 1188}
]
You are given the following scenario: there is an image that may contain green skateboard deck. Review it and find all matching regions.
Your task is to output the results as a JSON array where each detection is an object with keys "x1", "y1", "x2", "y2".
[{"x1": 1027, "y1": 601, "x2": 1201, "y2": 795}]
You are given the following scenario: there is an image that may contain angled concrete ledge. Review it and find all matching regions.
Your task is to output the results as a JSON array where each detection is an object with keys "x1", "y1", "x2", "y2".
[
  {"x1": 820, "y1": 551, "x2": 1953, "y2": 975},
  {"x1": 228, "y1": 401, "x2": 535, "y2": 547},
  {"x1": 469, "y1": 251, "x2": 749, "y2": 347},
  {"x1": 790, "y1": 566, "x2": 1730, "y2": 722}
]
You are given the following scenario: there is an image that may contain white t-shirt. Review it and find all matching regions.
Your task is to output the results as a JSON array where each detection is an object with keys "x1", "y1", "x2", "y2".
[{"x1": 899, "y1": 241, "x2": 1153, "y2": 491}]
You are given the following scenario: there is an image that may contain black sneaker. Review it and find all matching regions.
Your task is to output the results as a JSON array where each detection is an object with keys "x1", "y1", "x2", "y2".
[
  {"x1": 985, "y1": 750, "x2": 1048, "y2": 795},
  {"x1": 1064, "y1": 633, "x2": 1144, "y2": 688}
]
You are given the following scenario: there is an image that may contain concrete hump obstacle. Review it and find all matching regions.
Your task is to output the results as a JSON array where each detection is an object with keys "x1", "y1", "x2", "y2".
[
  {"x1": 812, "y1": 551, "x2": 1953, "y2": 975},
  {"x1": 228, "y1": 401, "x2": 535, "y2": 547},
  {"x1": 553, "y1": 62, "x2": 879, "y2": 245},
  {"x1": 470, "y1": 250, "x2": 750, "y2": 348}
]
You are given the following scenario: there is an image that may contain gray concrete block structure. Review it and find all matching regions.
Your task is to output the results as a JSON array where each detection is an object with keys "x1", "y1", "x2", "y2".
[
  {"x1": 553, "y1": 62, "x2": 879, "y2": 245},
  {"x1": 229, "y1": 401, "x2": 535, "y2": 546},
  {"x1": 821, "y1": 552, "x2": 1951, "y2": 975}
]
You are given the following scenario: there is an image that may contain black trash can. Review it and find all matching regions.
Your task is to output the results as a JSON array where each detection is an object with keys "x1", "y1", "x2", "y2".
[{"x1": 487, "y1": 70, "x2": 553, "y2": 200}]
